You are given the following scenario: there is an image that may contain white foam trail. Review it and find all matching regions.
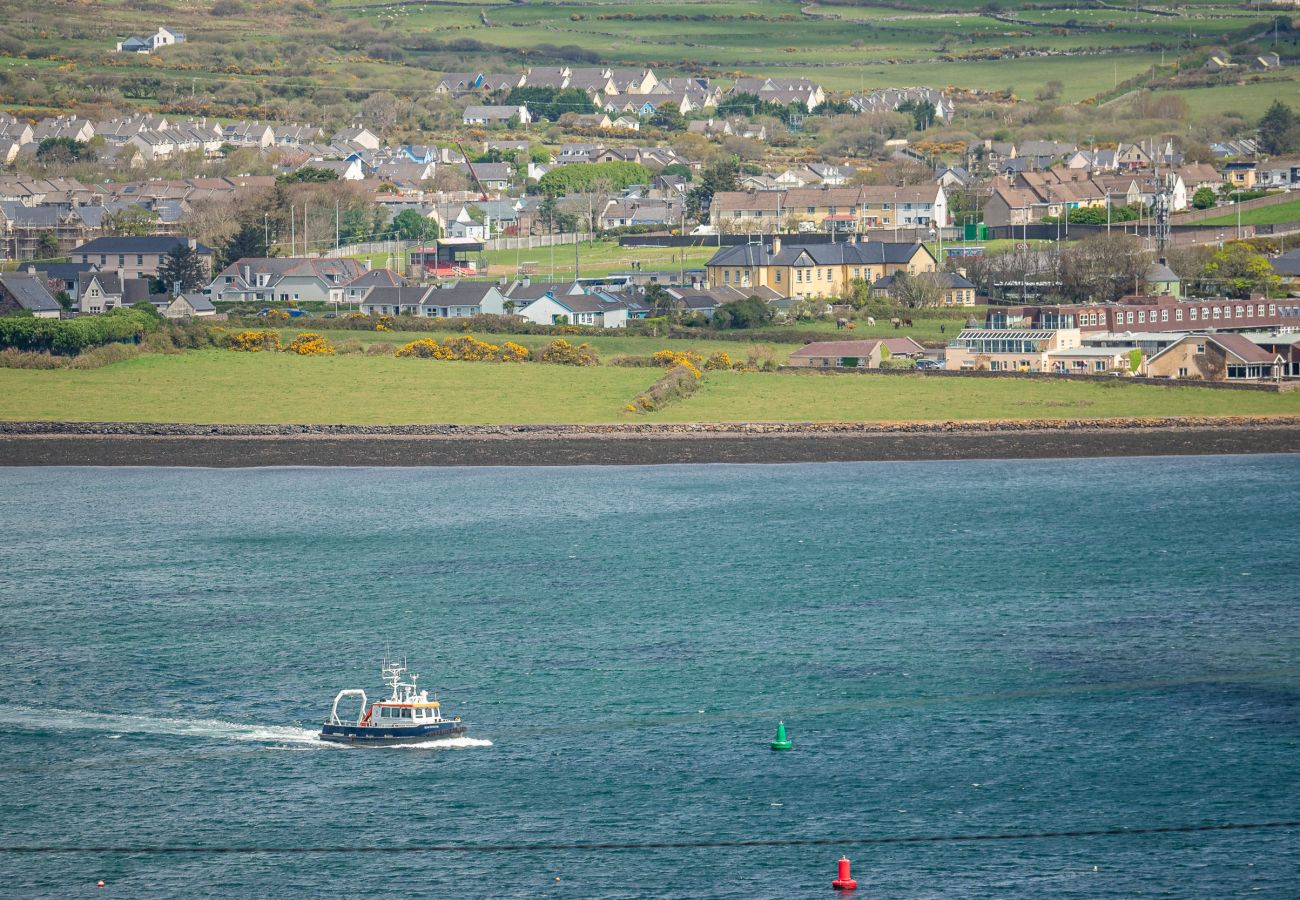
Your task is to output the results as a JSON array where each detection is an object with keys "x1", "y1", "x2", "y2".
[
  {"x1": 0, "y1": 706, "x2": 329, "y2": 746},
  {"x1": 388, "y1": 736, "x2": 493, "y2": 750}
]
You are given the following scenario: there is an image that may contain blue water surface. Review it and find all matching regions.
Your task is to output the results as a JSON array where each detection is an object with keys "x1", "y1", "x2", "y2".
[{"x1": 0, "y1": 457, "x2": 1297, "y2": 897}]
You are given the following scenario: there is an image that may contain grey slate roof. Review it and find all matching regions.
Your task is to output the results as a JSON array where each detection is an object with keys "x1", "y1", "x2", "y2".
[
  {"x1": 707, "y1": 241, "x2": 929, "y2": 268},
  {"x1": 74, "y1": 235, "x2": 213, "y2": 255},
  {"x1": 0, "y1": 273, "x2": 62, "y2": 312}
]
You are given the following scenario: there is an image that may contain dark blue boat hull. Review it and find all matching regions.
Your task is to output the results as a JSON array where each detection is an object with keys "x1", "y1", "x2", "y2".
[{"x1": 319, "y1": 721, "x2": 467, "y2": 745}]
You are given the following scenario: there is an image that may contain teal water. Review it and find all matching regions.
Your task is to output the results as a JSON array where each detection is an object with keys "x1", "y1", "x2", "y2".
[{"x1": 1, "y1": 458, "x2": 1298, "y2": 897}]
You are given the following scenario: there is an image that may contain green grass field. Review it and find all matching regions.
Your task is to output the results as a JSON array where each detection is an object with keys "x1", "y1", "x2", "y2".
[
  {"x1": 272, "y1": 328, "x2": 800, "y2": 361},
  {"x1": 3, "y1": 350, "x2": 1298, "y2": 425},
  {"x1": 1199, "y1": 198, "x2": 1300, "y2": 227}
]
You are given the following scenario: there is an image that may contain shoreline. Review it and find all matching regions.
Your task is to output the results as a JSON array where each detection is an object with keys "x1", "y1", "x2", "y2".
[{"x1": 2, "y1": 418, "x2": 1299, "y2": 466}]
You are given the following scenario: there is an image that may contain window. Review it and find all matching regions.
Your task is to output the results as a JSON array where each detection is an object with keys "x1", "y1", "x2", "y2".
[
  {"x1": 724, "y1": 270, "x2": 730, "y2": 283},
  {"x1": 825, "y1": 268, "x2": 832, "y2": 281},
  {"x1": 1126, "y1": 312, "x2": 1135, "y2": 324},
  {"x1": 1178, "y1": 367, "x2": 1188, "y2": 377},
  {"x1": 1175, "y1": 309, "x2": 1183, "y2": 321},
  {"x1": 117, "y1": 255, "x2": 125, "y2": 266},
  {"x1": 1138, "y1": 311, "x2": 1146, "y2": 324},
  {"x1": 1095, "y1": 361, "x2": 1106, "y2": 372},
  {"x1": 1235, "y1": 306, "x2": 1244, "y2": 318},
  {"x1": 1161, "y1": 309, "x2": 1168, "y2": 322},
  {"x1": 1270, "y1": 304, "x2": 1277, "y2": 315},
  {"x1": 1196, "y1": 343, "x2": 1205, "y2": 353},
  {"x1": 1190, "y1": 308, "x2": 1198, "y2": 321},
  {"x1": 136, "y1": 255, "x2": 143, "y2": 266},
  {"x1": 795, "y1": 270, "x2": 802, "y2": 284},
  {"x1": 1212, "y1": 307, "x2": 1221, "y2": 320},
  {"x1": 774, "y1": 270, "x2": 782, "y2": 283}
]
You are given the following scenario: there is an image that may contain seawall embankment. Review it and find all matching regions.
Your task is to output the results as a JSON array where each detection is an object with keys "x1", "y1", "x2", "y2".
[{"x1": 2, "y1": 418, "x2": 1298, "y2": 466}]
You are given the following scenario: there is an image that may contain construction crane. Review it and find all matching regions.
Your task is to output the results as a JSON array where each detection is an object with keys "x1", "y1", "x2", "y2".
[{"x1": 455, "y1": 141, "x2": 490, "y2": 201}]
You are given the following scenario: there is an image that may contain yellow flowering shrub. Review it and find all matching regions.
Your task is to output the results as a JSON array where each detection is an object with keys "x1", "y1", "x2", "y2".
[
  {"x1": 395, "y1": 338, "x2": 440, "y2": 358},
  {"x1": 704, "y1": 350, "x2": 733, "y2": 371},
  {"x1": 263, "y1": 309, "x2": 290, "y2": 322},
  {"x1": 502, "y1": 341, "x2": 530, "y2": 362},
  {"x1": 540, "y1": 338, "x2": 599, "y2": 366},
  {"x1": 346, "y1": 312, "x2": 369, "y2": 321},
  {"x1": 374, "y1": 315, "x2": 394, "y2": 332},
  {"x1": 226, "y1": 330, "x2": 283, "y2": 352},
  {"x1": 287, "y1": 332, "x2": 335, "y2": 355},
  {"x1": 652, "y1": 349, "x2": 704, "y2": 369}
]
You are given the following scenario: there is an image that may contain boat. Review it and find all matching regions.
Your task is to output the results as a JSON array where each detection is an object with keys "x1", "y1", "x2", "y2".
[{"x1": 319, "y1": 658, "x2": 467, "y2": 746}]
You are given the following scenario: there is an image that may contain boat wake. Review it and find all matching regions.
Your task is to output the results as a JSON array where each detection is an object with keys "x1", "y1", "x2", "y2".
[{"x1": 0, "y1": 706, "x2": 489, "y2": 749}]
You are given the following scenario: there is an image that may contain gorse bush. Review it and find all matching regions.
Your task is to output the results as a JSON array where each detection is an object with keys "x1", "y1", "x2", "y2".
[
  {"x1": 287, "y1": 332, "x2": 335, "y2": 355},
  {"x1": 628, "y1": 363, "x2": 703, "y2": 413},
  {"x1": 226, "y1": 330, "x2": 283, "y2": 352},
  {"x1": 539, "y1": 338, "x2": 599, "y2": 366}
]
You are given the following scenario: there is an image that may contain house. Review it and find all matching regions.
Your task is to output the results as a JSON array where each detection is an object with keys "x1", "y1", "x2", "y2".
[
  {"x1": 18, "y1": 261, "x2": 95, "y2": 303},
  {"x1": 1224, "y1": 161, "x2": 1257, "y2": 190},
  {"x1": 1146, "y1": 333, "x2": 1283, "y2": 381},
  {"x1": 357, "y1": 282, "x2": 506, "y2": 318},
  {"x1": 435, "y1": 73, "x2": 485, "y2": 94},
  {"x1": 163, "y1": 292, "x2": 216, "y2": 318},
  {"x1": 208, "y1": 257, "x2": 366, "y2": 305},
  {"x1": 786, "y1": 337, "x2": 926, "y2": 369},
  {"x1": 1252, "y1": 52, "x2": 1282, "y2": 71},
  {"x1": 567, "y1": 113, "x2": 612, "y2": 130},
  {"x1": 849, "y1": 87, "x2": 953, "y2": 121},
  {"x1": 462, "y1": 106, "x2": 531, "y2": 127},
  {"x1": 503, "y1": 280, "x2": 621, "y2": 325},
  {"x1": 1254, "y1": 158, "x2": 1300, "y2": 190},
  {"x1": 222, "y1": 122, "x2": 276, "y2": 148},
  {"x1": 71, "y1": 236, "x2": 214, "y2": 283},
  {"x1": 705, "y1": 236, "x2": 936, "y2": 298},
  {"x1": 1146, "y1": 261, "x2": 1181, "y2": 299},
  {"x1": 76, "y1": 271, "x2": 124, "y2": 313},
  {"x1": 711, "y1": 185, "x2": 946, "y2": 232},
  {"x1": 331, "y1": 126, "x2": 381, "y2": 151},
  {"x1": 115, "y1": 26, "x2": 184, "y2": 54},
  {"x1": 872, "y1": 270, "x2": 978, "y2": 307},
  {"x1": 0, "y1": 273, "x2": 62, "y2": 318},
  {"x1": 944, "y1": 328, "x2": 1083, "y2": 372}
]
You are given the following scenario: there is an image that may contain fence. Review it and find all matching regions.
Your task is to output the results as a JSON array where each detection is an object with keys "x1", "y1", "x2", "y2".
[
  {"x1": 618, "y1": 226, "x2": 955, "y2": 249},
  {"x1": 776, "y1": 365, "x2": 1297, "y2": 393},
  {"x1": 324, "y1": 240, "x2": 414, "y2": 259},
  {"x1": 486, "y1": 232, "x2": 595, "y2": 251}
]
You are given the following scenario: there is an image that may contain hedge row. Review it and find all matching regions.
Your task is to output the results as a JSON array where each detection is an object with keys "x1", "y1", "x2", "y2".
[{"x1": 0, "y1": 307, "x2": 160, "y2": 354}]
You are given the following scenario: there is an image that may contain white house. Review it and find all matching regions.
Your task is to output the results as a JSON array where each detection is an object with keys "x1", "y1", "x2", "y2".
[
  {"x1": 357, "y1": 282, "x2": 506, "y2": 317},
  {"x1": 463, "y1": 106, "x2": 531, "y2": 127}
]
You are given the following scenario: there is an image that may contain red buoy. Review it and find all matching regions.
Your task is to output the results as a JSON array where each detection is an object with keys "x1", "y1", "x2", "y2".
[{"x1": 832, "y1": 856, "x2": 858, "y2": 891}]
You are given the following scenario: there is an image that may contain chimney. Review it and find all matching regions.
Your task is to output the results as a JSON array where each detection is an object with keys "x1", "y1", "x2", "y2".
[
  {"x1": 186, "y1": 237, "x2": 196, "y2": 250},
  {"x1": 771, "y1": 235, "x2": 781, "y2": 255},
  {"x1": 957, "y1": 266, "x2": 967, "y2": 278},
  {"x1": 242, "y1": 265, "x2": 251, "y2": 284},
  {"x1": 522, "y1": 275, "x2": 531, "y2": 287},
  {"x1": 364, "y1": 259, "x2": 372, "y2": 271}
]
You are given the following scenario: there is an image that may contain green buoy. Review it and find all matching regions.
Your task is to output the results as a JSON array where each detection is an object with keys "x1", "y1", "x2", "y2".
[{"x1": 770, "y1": 721, "x2": 793, "y2": 751}]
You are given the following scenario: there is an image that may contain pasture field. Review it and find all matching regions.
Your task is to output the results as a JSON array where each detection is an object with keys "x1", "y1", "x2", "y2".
[
  {"x1": 0, "y1": 0, "x2": 1283, "y2": 123},
  {"x1": 647, "y1": 370, "x2": 1300, "y2": 423},
  {"x1": 267, "y1": 327, "x2": 800, "y2": 361},
  {"x1": 3, "y1": 350, "x2": 1299, "y2": 425},
  {"x1": 1198, "y1": 197, "x2": 1300, "y2": 227}
]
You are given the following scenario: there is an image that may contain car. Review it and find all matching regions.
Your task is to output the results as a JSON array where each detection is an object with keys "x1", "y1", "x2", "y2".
[
  {"x1": 914, "y1": 358, "x2": 943, "y2": 371},
  {"x1": 323, "y1": 312, "x2": 338, "y2": 319}
]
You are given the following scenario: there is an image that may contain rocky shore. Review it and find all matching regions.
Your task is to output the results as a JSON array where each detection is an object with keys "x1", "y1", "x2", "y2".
[{"x1": 2, "y1": 418, "x2": 1298, "y2": 466}]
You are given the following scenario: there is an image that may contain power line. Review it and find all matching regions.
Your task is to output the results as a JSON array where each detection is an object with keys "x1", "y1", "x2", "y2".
[{"x1": 2, "y1": 821, "x2": 1296, "y2": 855}]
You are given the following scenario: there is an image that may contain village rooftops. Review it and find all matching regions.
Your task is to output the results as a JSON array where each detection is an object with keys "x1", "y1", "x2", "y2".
[{"x1": 73, "y1": 235, "x2": 213, "y2": 256}]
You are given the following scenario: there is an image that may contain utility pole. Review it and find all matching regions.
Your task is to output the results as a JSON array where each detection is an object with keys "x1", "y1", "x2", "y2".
[
  {"x1": 290, "y1": 205, "x2": 296, "y2": 257},
  {"x1": 335, "y1": 198, "x2": 340, "y2": 254},
  {"x1": 263, "y1": 213, "x2": 269, "y2": 254}
]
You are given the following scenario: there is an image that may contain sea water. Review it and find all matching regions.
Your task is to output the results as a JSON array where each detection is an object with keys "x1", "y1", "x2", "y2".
[{"x1": 0, "y1": 458, "x2": 1297, "y2": 898}]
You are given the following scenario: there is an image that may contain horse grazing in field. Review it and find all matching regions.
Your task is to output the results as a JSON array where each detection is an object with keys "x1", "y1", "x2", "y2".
[
  {"x1": 865, "y1": 316, "x2": 875, "y2": 326},
  {"x1": 836, "y1": 317, "x2": 849, "y2": 330},
  {"x1": 903, "y1": 318, "x2": 914, "y2": 328}
]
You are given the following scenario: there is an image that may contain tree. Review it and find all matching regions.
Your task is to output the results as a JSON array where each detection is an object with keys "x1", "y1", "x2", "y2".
[
  {"x1": 889, "y1": 271, "x2": 944, "y2": 308},
  {"x1": 712, "y1": 294, "x2": 774, "y2": 329},
  {"x1": 390, "y1": 209, "x2": 440, "y2": 243},
  {"x1": 685, "y1": 155, "x2": 739, "y2": 221},
  {"x1": 536, "y1": 196, "x2": 577, "y2": 233},
  {"x1": 1057, "y1": 232, "x2": 1147, "y2": 303},
  {"x1": 35, "y1": 137, "x2": 94, "y2": 164},
  {"x1": 1205, "y1": 242, "x2": 1281, "y2": 298},
  {"x1": 103, "y1": 205, "x2": 160, "y2": 237},
  {"x1": 35, "y1": 231, "x2": 61, "y2": 258},
  {"x1": 156, "y1": 243, "x2": 207, "y2": 293},
  {"x1": 660, "y1": 163, "x2": 692, "y2": 182},
  {"x1": 1191, "y1": 187, "x2": 1218, "y2": 210},
  {"x1": 276, "y1": 166, "x2": 339, "y2": 184},
  {"x1": 1258, "y1": 100, "x2": 1300, "y2": 155},
  {"x1": 220, "y1": 220, "x2": 272, "y2": 268},
  {"x1": 537, "y1": 161, "x2": 650, "y2": 197}
]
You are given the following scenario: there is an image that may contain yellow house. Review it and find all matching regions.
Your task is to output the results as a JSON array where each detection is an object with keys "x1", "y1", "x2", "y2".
[{"x1": 704, "y1": 236, "x2": 936, "y2": 298}]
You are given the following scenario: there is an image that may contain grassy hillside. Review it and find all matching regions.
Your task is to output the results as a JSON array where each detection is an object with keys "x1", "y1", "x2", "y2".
[{"x1": 0, "y1": 0, "x2": 1285, "y2": 125}]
